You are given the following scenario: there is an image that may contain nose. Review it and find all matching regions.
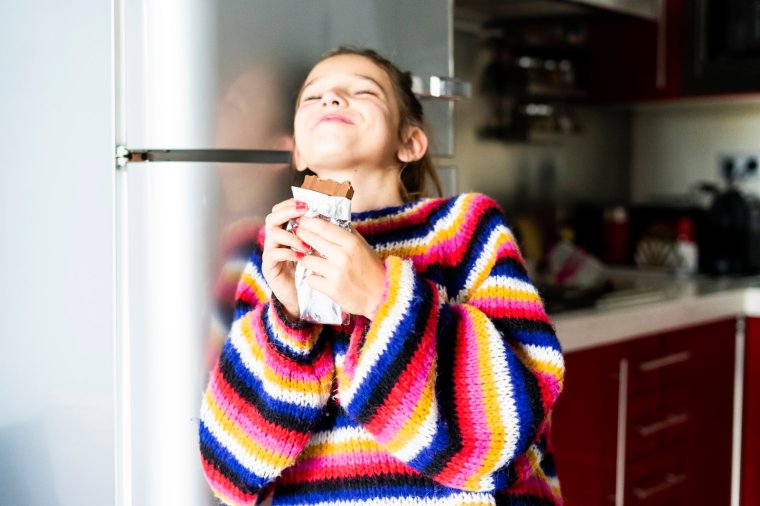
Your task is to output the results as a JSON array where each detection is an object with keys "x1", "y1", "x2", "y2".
[{"x1": 321, "y1": 89, "x2": 345, "y2": 107}]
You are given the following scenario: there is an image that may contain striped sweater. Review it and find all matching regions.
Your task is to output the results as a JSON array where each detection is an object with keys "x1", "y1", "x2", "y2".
[{"x1": 199, "y1": 193, "x2": 565, "y2": 505}]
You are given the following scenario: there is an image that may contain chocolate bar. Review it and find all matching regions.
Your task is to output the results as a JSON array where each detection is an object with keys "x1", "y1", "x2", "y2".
[{"x1": 302, "y1": 175, "x2": 354, "y2": 200}]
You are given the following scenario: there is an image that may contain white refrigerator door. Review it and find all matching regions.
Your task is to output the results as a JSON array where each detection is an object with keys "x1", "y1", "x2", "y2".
[{"x1": 119, "y1": 1, "x2": 452, "y2": 505}]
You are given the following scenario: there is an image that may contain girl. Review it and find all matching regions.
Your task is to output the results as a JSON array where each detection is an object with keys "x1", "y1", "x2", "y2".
[{"x1": 199, "y1": 47, "x2": 565, "y2": 506}]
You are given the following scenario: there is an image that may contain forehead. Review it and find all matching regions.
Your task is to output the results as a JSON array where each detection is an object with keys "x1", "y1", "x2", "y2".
[{"x1": 304, "y1": 54, "x2": 391, "y2": 88}]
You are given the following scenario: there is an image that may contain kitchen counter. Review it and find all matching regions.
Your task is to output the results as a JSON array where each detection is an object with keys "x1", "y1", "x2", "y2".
[{"x1": 551, "y1": 271, "x2": 760, "y2": 352}]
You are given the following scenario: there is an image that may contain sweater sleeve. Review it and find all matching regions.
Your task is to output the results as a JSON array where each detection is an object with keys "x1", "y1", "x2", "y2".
[
  {"x1": 336, "y1": 194, "x2": 564, "y2": 493},
  {"x1": 199, "y1": 242, "x2": 334, "y2": 506}
]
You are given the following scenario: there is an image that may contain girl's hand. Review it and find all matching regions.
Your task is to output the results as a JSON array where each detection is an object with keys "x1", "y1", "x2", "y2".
[
  {"x1": 261, "y1": 199, "x2": 310, "y2": 320},
  {"x1": 294, "y1": 217, "x2": 386, "y2": 320}
]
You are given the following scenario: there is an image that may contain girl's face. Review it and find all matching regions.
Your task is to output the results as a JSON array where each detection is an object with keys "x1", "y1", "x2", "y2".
[{"x1": 294, "y1": 54, "x2": 402, "y2": 174}]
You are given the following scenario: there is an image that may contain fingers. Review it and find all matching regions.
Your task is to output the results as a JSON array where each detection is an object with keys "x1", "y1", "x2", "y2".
[
  {"x1": 265, "y1": 199, "x2": 307, "y2": 230},
  {"x1": 265, "y1": 227, "x2": 309, "y2": 253},
  {"x1": 294, "y1": 217, "x2": 355, "y2": 259}
]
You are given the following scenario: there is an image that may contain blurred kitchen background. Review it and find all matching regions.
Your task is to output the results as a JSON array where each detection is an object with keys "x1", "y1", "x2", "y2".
[{"x1": 1, "y1": 0, "x2": 759, "y2": 505}]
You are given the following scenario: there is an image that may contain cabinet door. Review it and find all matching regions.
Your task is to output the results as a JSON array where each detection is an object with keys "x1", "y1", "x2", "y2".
[
  {"x1": 552, "y1": 343, "x2": 625, "y2": 504},
  {"x1": 743, "y1": 317, "x2": 760, "y2": 506}
]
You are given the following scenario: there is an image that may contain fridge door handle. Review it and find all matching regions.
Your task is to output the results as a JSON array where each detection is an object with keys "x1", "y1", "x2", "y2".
[
  {"x1": 411, "y1": 76, "x2": 471, "y2": 100},
  {"x1": 115, "y1": 146, "x2": 291, "y2": 168}
]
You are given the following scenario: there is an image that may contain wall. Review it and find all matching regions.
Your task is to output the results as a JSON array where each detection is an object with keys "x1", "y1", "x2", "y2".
[
  {"x1": 451, "y1": 30, "x2": 633, "y2": 209},
  {"x1": 0, "y1": 1, "x2": 115, "y2": 504},
  {"x1": 631, "y1": 97, "x2": 760, "y2": 203}
]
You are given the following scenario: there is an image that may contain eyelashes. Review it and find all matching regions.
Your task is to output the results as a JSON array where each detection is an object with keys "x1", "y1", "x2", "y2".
[{"x1": 301, "y1": 89, "x2": 379, "y2": 104}]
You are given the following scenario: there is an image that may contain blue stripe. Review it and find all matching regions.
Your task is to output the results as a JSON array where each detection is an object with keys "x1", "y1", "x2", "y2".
[
  {"x1": 222, "y1": 337, "x2": 323, "y2": 421},
  {"x1": 344, "y1": 268, "x2": 426, "y2": 417},
  {"x1": 199, "y1": 420, "x2": 265, "y2": 489},
  {"x1": 503, "y1": 350, "x2": 537, "y2": 458}
]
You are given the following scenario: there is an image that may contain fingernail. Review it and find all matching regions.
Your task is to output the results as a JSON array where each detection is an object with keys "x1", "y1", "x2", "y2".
[
  {"x1": 291, "y1": 222, "x2": 299, "y2": 233},
  {"x1": 302, "y1": 242, "x2": 311, "y2": 250},
  {"x1": 296, "y1": 251, "x2": 304, "y2": 259},
  {"x1": 295, "y1": 201, "x2": 307, "y2": 211}
]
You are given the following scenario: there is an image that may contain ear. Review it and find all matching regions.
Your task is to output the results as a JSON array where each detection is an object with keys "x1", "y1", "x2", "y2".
[
  {"x1": 291, "y1": 144, "x2": 309, "y2": 172},
  {"x1": 397, "y1": 126, "x2": 428, "y2": 164}
]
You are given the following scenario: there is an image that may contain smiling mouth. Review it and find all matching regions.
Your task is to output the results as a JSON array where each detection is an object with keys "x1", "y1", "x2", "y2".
[{"x1": 317, "y1": 114, "x2": 354, "y2": 125}]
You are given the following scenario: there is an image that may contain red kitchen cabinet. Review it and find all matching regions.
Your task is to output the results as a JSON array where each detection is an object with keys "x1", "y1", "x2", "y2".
[
  {"x1": 743, "y1": 317, "x2": 760, "y2": 506},
  {"x1": 553, "y1": 318, "x2": 735, "y2": 505},
  {"x1": 586, "y1": 0, "x2": 684, "y2": 103}
]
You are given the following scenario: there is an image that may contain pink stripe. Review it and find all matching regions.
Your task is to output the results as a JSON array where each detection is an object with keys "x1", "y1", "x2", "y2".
[
  {"x1": 446, "y1": 307, "x2": 491, "y2": 484},
  {"x1": 208, "y1": 374, "x2": 290, "y2": 456},
  {"x1": 373, "y1": 316, "x2": 438, "y2": 443},
  {"x1": 203, "y1": 462, "x2": 253, "y2": 506}
]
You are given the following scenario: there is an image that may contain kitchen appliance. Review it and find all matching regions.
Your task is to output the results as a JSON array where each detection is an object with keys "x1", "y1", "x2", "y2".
[
  {"x1": 702, "y1": 184, "x2": 760, "y2": 275},
  {"x1": 684, "y1": 0, "x2": 760, "y2": 94}
]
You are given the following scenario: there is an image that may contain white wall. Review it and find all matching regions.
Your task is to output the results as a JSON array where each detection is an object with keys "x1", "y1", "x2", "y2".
[
  {"x1": 631, "y1": 97, "x2": 760, "y2": 203},
  {"x1": 0, "y1": 1, "x2": 115, "y2": 504}
]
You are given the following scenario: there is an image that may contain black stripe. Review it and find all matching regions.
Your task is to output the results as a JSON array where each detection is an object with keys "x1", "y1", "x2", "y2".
[
  {"x1": 263, "y1": 301, "x2": 329, "y2": 365},
  {"x1": 495, "y1": 493, "x2": 558, "y2": 506},
  {"x1": 199, "y1": 440, "x2": 259, "y2": 496},
  {"x1": 362, "y1": 198, "x2": 450, "y2": 247},
  {"x1": 419, "y1": 305, "x2": 464, "y2": 477},
  {"x1": 440, "y1": 205, "x2": 504, "y2": 294},
  {"x1": 355, "y1": 275, "x2": 437, "y2": 425},
  {"x1": 218, "y1": 349, "x2": 313, "y2": 434},
  {"x1": 514, "y1": 355, "x2": 546, "y2": 441},
  {"x1": 274, "y1": 472, "x2": 449, "y2": 497},
  {"x1": 492, "y1": 317, "x2": 556, "y2": 337}
]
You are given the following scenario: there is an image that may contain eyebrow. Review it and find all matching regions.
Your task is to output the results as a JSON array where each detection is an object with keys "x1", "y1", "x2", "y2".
[{"x1": 303, "y1": 74, "x2": 387, "y2": 94}]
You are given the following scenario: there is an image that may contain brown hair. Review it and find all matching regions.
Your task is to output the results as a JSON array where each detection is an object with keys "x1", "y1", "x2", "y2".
[{"x1": 296, "y1": 47, "x2": 442, "y2": 201}]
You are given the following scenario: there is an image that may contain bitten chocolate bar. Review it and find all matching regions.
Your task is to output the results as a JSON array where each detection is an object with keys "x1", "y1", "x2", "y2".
[{"x1": 301, "y1": 175, "x2": 354, "y2": 199}]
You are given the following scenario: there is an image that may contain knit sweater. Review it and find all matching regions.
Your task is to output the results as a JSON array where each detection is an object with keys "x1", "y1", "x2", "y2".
[{"x1": 199, "y1": 193, "x2": 565, "y2": 506}]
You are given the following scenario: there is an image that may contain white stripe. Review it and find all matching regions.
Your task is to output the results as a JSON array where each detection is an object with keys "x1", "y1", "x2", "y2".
[
  {"x1": 454, "y1": 225, "x2": 507, "y2": 304},
  {"x1": 479, "y1": 275, "x2": 539, "y2": 296},
  {"x1": 484, "y1": 317, "x2": 521, "y2": 472},
  {"x1": 228, "y1": 318, "x2": 325, "y2": 408},
  {"x1": 243, "y1": 261, "x2": 272, "y2": 298},
  {"x1": 522, "y1": 344, "x2": 565, "y2": 370},
  {"x1": 295, "y1": 492, "x2": 495, "y2": 506},
  {"x1": 393, "y1": 397, "x2": 438, "y2": 462},
  {"x1": 340, "y1": 261, "x2": 416, "y2": 406},
  {"x1": 304, "y1": 425, "x2": 374, "y2": 448},
  {"x1": 372, "y1": 194, "x2": 468, "y2": 254},
  {"x1": 200, "y1": 398, "x2": 281, "y2": 479}
]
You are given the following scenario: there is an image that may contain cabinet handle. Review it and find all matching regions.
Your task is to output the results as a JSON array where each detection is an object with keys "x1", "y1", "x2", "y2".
[
  {"x1": 637, "y1": 351, "x2": 690, "y2": 372},
  {"x1": 636, "y1": 412, "x2": 690, "y2": 437},
  {"x1": 411, "y1": 76, "x2": 471, "y2": 100},
  {"x1": 632, "y1": 472, "x2": 687, "y2": 501}
]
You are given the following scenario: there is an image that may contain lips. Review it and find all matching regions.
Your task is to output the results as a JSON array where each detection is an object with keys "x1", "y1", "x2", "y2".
[{"x1": 316, "y1": 113, "x2": 354, "y2": 126}]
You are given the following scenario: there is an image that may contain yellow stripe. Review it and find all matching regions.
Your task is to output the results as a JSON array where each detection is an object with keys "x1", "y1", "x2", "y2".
[
  {"x1": 204, "y1": 389, "x2": 291, "y2": 469},
  {"x1": 239, "y1": 315, "x2": 325, "y2": 395},
  {"x1": 513, "y1": 345, "x2": 564, "y2": 381},
  {"x1": 385, "y1": 366, "x2": 436, "y2": 453},
  {"x1": 239, "y1": 271, "x2": 268, "y2": 305},
  {"x1": 471, "y1": 285, "x2": 543, "y2": 303},
  {"x1": 300, "y1": 436, "x2": 384, "y2": 458}
]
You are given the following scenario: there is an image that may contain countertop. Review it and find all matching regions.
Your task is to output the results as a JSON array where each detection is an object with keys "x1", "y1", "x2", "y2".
[{"x1": 550, "y1": 270, "x2": 760, "y2": 352}]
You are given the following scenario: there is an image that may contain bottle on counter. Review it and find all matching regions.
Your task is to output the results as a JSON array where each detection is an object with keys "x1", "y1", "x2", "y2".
[{"x1": 675, "y1": 216, "x2": 698, "y2": 275}]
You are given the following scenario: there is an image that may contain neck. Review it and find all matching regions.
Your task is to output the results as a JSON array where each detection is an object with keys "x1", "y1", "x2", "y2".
[{"x1": 310, "y1": 165, "x2": 404, "y2": 213}]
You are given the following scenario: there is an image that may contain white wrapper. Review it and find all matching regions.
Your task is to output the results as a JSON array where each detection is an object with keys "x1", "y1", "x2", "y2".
[{"x1": 289, "y1": 185, "x2": 352, "y2": 325}]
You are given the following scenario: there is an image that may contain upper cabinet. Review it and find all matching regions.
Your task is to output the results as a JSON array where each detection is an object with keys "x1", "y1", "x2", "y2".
[{"x1": 457, "y1": 0, "x2": 760, "y2": 108}]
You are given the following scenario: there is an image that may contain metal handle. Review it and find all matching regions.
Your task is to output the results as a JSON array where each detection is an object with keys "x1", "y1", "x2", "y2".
[
  {"x1": 636, "y1": 412, "x2": 690, "y2": 437},
  {"x1": 115, "y1": 146, "x2": 291, "y2": 167},
  {"x1": 633, "y1": 472, "x2": 687, "y2": 501},
  {"x1": 412, "y1": 75, "x2": 471, "y2": 100},
  {"x1": 637, "y1": 351, "x2": 690, "y2": 372}
]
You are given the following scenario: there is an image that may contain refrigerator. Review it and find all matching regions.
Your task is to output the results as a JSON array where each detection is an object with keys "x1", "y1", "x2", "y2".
[{"x1": 1, "y1": 1, "x2": 463, "y2": 505}]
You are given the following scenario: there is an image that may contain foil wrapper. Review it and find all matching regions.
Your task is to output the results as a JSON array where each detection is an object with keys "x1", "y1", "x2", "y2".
[{"x1": 288, "y1": 185, "x2": 352, "y2": 325}]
